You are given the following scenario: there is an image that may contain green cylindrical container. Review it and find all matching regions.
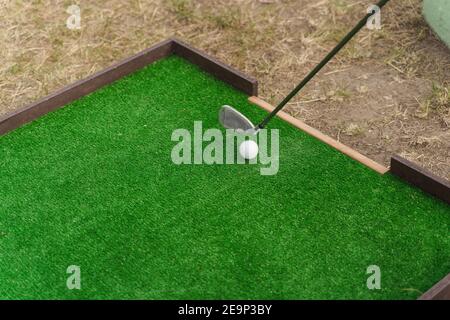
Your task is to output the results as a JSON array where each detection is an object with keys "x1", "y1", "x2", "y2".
[{"x1": 423, "y1": 0, "x2": 450, "y2": 48}]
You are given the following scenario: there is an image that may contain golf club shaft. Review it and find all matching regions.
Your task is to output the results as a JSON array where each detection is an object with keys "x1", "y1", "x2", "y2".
[{"x1": 257, "y1": 0, "x2": 391, "y2": 129}]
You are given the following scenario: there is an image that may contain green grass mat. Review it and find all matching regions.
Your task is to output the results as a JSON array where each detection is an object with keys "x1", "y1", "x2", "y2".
[{"x1": 0, "y1": 56, "x2": 449, "y2": 299}]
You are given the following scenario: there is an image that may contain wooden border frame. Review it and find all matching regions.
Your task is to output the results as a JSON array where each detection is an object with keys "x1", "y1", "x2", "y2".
[
  {"x1": 419, "y1": 273, "x2": 450, "y2": 300},
  {"x1": 390, "y1": 155, "x2": 450, "y2": 205},
  {"x1": 248, "y1": 96, "x2": 389, "y2": 174},
  {"x1": 172, "y1": 39, "x2": 258, "y2": 96},
  {"x1": 0, "y1": 38, "x2": 448, "y2": 299},
  {"x1": 0, "y1": 39, "x2": 172, "y2": 136},
  {"x1": 0, "y1": 38, "x2": 257, "y2": 136}
]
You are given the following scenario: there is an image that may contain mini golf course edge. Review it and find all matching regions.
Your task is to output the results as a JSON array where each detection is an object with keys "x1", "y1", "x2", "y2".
[{"x1": 0, "y1": 38, "x2": 449, "y2": 300}]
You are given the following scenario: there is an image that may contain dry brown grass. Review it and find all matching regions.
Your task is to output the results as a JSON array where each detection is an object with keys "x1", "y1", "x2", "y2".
[{"x1": 1, "y1": 0, "x2": 449, "y2": 179}]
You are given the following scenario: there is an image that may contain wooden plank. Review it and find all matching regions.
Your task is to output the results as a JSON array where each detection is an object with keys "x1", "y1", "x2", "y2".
[
  {"x1": 172, "y1": 38, "x2": 258, "y2": 96},
  {"x1": 248, "y1": 96, "x2": 389, "y2": 174},
  {"x1": 0, "y1": 39, "x2": 174, "y2": 136},
  {"x1": 419, "y1": 273, "x2": 450, "y2": 300},
  {"x1": 390, "y1": 155, "x2": 450, "y2": 204}
]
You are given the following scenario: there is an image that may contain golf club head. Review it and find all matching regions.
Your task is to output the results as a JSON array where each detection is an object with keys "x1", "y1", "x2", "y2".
[{"x1": 219, "y1": 105, "x2": 258, "y2": 134}]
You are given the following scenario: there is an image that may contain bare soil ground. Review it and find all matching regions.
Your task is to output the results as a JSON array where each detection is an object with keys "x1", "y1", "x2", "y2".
[{"x1": 1, "y1": 0, "x2": 449, "y2": 179}]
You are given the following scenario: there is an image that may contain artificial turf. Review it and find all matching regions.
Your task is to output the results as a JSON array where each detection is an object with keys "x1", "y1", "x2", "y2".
[{"x1": 0, "y1": 55, "x2": 449, "y2": 299}]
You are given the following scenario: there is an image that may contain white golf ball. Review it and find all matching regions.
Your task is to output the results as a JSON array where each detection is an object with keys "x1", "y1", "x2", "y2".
[{"x1": 239, "y1": 140, "x2": 259, "y2": 160}]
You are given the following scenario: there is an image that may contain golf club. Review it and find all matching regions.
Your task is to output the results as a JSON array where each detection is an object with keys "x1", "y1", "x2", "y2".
[{"x1": 219, "y1": 0, "x2": 391, "y2": 133}]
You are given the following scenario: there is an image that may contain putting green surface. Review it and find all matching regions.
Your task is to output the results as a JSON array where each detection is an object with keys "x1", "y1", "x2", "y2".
[{"x1": 0, "y1": 56, "x2": 449, "y2": 299}]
